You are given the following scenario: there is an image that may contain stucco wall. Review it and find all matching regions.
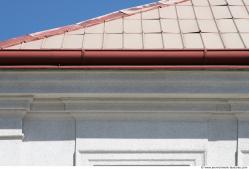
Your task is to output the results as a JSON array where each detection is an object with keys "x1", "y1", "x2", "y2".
[{"x1": 0, "y1": 70, "x2": 249, "y2": 166}]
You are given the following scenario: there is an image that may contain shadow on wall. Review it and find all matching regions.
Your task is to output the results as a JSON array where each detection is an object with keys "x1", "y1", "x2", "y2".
[
  {"x1": 21, "y1": 116, "x2": 239, "y2": 142},
  {"x1": 1, "y1": 71, "x2": 249, "y2": 94}
]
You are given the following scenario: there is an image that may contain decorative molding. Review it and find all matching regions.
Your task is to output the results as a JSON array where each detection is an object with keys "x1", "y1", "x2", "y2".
[
  {"x1": 0, "y1": 94, "x2": 247, "y2": 120},
  {"x1": 87, "y1": 159, "x2": 196, "y2": 166},
  {"x1": 0, "y1": 109, "x2": 27, "y2": 139},
  {"x1": 26, "y1": 111, "x2": 71, "y2": 119},
  {"x1": 241, "y1": 150, "x2": 249, "y2": 153},
  {"x1": 0, "y1": 109, "x2": 27, "y2": 117},
  {"x1": 239, "y1": 150, "x2": 249, "y2": 166},
  {"x1": 78, "y1": 150, "x2": 206, "y2": 166},
  {"x1": 0, "y1": 133, "x2": 24, "y2": 140},
  {"x1": 1, "y1": 71, "x2": 249, "y2": 94},
  {"x1": 70, "y1": 110, "x2": 213, "y2": 121},
  {"x1": 0, "y1": 97, "x2": 32, "y2": 140},
  {"x1": 236, "y1": 114, "x2": 249, "y2": 121},
  {"x1": 0, "y1": 94, "x2": 247, "y2": 121}
]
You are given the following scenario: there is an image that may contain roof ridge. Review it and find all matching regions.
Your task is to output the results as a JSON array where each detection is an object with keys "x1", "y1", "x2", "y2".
[{"x1": 0, "y1": 0, "x2": 189, "y2": 49}]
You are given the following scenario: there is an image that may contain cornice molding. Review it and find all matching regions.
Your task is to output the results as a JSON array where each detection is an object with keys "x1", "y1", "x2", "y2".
[{"x1": 0, "y1": 94, "x2": 248, "y2": 120}]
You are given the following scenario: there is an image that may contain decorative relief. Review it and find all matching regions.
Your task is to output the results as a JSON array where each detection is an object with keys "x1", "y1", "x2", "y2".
[
  {"x1": 78, "y1": 150, "x2": 206, "y2": 166},
  {"x1": 240, "y1": 150, "x2": 249, "y2": 166}
]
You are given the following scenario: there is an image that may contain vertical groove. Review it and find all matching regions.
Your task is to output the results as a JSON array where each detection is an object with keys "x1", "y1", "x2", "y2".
[
  {"x1": 223, "y1": 0, "x2": 247, "y2": 48},
  {"x1": 158, "y1": 7, "x2": 165, "y2": 49},
  {"x1": 38, "y1": 38, "x2": 44, "y2": 49},
  {"x1": 175, "y1": 4, "x2": 185, "y2": 49},
  {"x1": 206, "y1": 0, "x2": 226, "y2": 48},
  {"x1": 21, "y1": 114, "x2": 25, "y2": 141},
  {"x1": 81, "y1": 28, "x2": 85, "y2": 49},
  {"x1": 236, "y1": 117, "x2": 239, "y2": 166},
  {"x1": 242, "y1": 0, "x2": 249, "y2": 15},
  {"x1": 74, "y1": 117, "x2": 77, "y2": 166},
  {"x1": 192, "y1": 5, "x2": 206, "y2": 49},
  {"x1": 60, "y1": 33, "x2": 66, "y2": 49},
  {"x1": 102, "y1": 21, "x2": 106, "y2": 49},
  {"x1": 40, "y1": 38, "x2": 45, "y2": 49},
  {"x1": 140, "y1": 12, "x2": 145, "y2": 49},
  {"x1": 20, "y1": 42, "x2": 24, "y2": 50},
  {"x1": 122, "y1": 17, "x2": 125, "y2": 50}
]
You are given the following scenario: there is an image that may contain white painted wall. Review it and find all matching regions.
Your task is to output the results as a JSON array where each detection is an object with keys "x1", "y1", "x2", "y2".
[
  {"x1": 0, "y1": 70, "x2": 249, "y2": 166},
  {"x1": 20, "y1": 115, "x2": 75, "y2": 165}
]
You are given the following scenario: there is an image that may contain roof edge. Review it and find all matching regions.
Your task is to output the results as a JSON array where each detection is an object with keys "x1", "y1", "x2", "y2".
[
  {"x1": 1, "y1": 65, "x2": 249, "y2": 70},
  {"x1": 0, "y1": 49, "x2": 248, "y2": 66}
]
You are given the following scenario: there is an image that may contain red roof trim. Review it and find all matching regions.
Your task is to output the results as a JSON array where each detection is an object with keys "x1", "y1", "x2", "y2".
[
  {"x1": 0, "y1": 0, "x2": 190, "y2": 49},
  {"x1": 0, "y1": 49, "x2": 248, "y2": 66},
  {"x1": 1, "y1": 65, "x2": 249, "y2": 70}
]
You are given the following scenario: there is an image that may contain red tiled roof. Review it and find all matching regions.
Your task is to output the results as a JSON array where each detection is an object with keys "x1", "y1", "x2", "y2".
[{"x1": 0, "y1": 0, "x2": 189, "y2": 49}]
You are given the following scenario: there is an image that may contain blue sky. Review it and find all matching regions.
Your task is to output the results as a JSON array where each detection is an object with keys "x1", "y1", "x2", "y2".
[{"x1": 0, "y1": 0, "x2": 156, "y2": 41}]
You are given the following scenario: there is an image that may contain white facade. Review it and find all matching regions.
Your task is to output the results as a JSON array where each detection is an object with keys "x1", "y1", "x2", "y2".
[
  {"x1": 0, "y1": 70, "x2": 249, "y2": 166},
  {"x1": 1, "y1": 0, "x2": 249, "y2": 166}
]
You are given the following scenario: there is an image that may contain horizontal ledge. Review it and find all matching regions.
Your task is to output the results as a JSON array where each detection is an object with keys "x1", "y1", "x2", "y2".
[
  {"x1": 1, "y1": 93, "x2": 249, "y2": 100},
  {"x1": 1, "y1": 65, "x2": 249, "y2": 70},
  {"x1": 0, "y1": 133, "x2": 24, "y2": 140},
  {"x1": 0, "y1": 109, "x2": 27, "y2": 117},
  {"x1": 0, "y1": 49, "x2": 249, "y2": 66},
  {"x1": 27, "y1": 110, "x2": 249, "y2": 115},
  {"x1": 79, "y1": 150, "x2": 205, "y2": 154},
  {"x1": 70, "y1": 110, "x2": 249, "y2": 114},
  {"x1": 24, "y1": 111, "x2": 249, "y2": 120}
]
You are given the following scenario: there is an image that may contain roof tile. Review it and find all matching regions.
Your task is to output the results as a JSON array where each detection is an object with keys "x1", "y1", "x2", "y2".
[
  {"x1": 192, "y1": 0, "x2": 209, "y2": 6},
  {"x1": 179, "y1": 19, "x2": 200, "y2": 33},
  {"x1": 83, "y1": 34, "x2": 103, "y2": 49},
  {"x1": 143, "y1": 33, "x2": 163, "y2": 49},
  {"x1": 235, "y1": 19, "x2": 249, "y2": 32},
  {"x1": 124, "y1": 34, "x2": 143, "y2": 49},
  {"x1": 6, "y1": 44, "x2": 21, "y2": 49},
  {"x1": 163, "y1": 33, "x2": 183, "y2": 48},
  {"x1": 194, "y1": 6, "x2": 213, "y2": 19},
  {"x1": 216, "y1": 19, "x2": 237, "y2": 33},
  {"x1": 105, "y1": 19, "x2": 123, "y2": 33},
  {"x1": 177, "y1": 1, "x2": 192, "y2": 6},
  {"x1": 85, "y1": 23, "x2": 104, "y2": 33},
  {"x1": 209, "y1": 0, "x2": 227, "y2": 6},
  {"x1": 161, "y1": 19, "x2": 180, "y2": 33},
  {"x1": 42, "y1": 35, "x2": 64, "y2": 49},
  {"x1": 201, "y1": 33, "x2": 224, "y2": 49},
  {"x1": 229, "y1": 6, "x2": 249, "y2": 19},
  {"x1": 66, "y1": 28, "x2": 85, "y2": 35},
  {"x1": 159, "y1": 6, "x2": 177, "y2": 18},
  {"x1": 244, "y1": 0, "x2": 249, "y2": 5},
  {"x1": 124, "y1": 19, "x2": 142, "y2": 33},
  {"x1": 62, "y1": 35, "x2": 83, "y2": 49},
  {"x1": 241, "y1": 33, "x2": 249, "y2": 47},
  {"x1": 222, "y1": 33, "x2": 245, "y2": 48},
  {"x1": 21, "y1": 39, "x2": 43, "y2": 49},
  {"x1": 212, "y1": 6, "x2": 232, "y2": 19},
  {"x1": 125, "y1": 13, "x2": 141, "y2": 19},
  {"x1": 198, "y1": 20, "x2": 218, "y2": 33},
  {"x1": 142, "y1": 9, "x2": 160, "y2": 19},
  {"x1": 176, "y1": 6, "x2": 195, "y2": 19},
  {"x1": 227, "y1": 0, "x2": 244, "y2": 5},
  {"x1": 103, "y1": 34, "x2": 123, "y2": 49},
  {"x1": 183, "y1": 33, "x2": 204, "y2": 48},
  {"x1": 142, "y1": 20, "x2": 161, "y2": 33}
]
